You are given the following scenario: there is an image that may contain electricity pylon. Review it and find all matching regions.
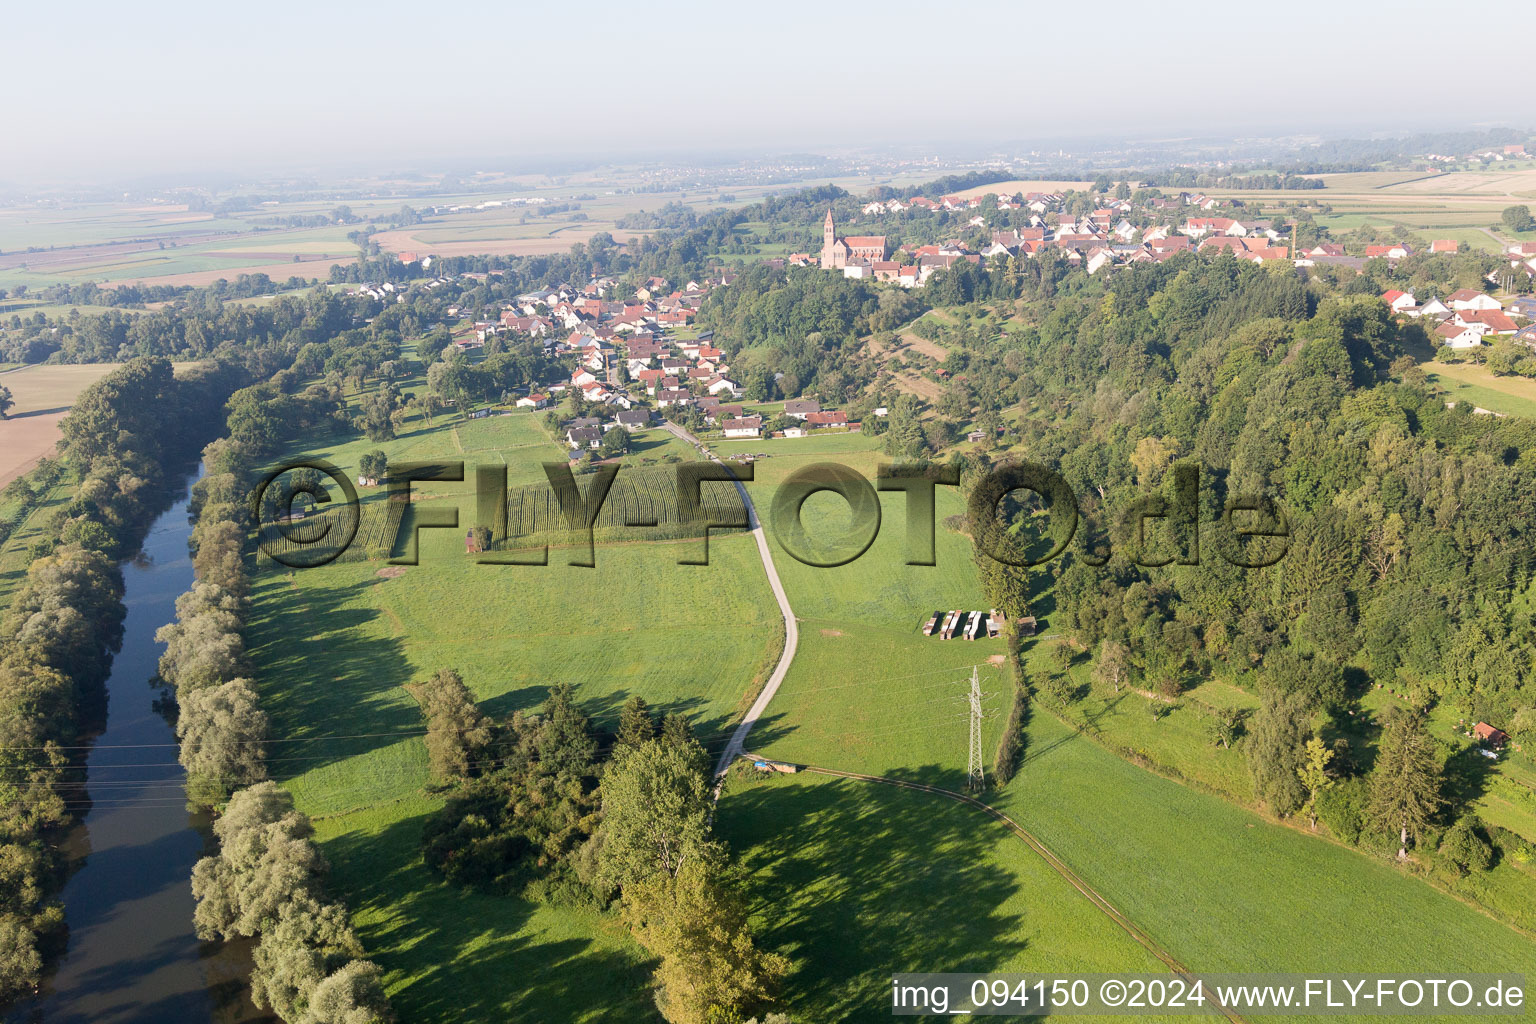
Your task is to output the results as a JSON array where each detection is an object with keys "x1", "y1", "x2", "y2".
[{"x1": 965, "y1": 666, "x2": 987, "y2": 792}]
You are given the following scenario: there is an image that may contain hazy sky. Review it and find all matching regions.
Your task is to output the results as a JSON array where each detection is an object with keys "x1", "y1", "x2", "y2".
[{"x1": 5, "y1": 0, "x2": 1529, "y2": 185}]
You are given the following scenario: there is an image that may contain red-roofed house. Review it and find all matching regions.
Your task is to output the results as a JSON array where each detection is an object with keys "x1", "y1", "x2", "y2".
[
  {"x1": 1457, "y1": 310, "x2": 1519, "y2": 335},
  {"x1": 1430, "y1": 239, "x2": 1460, "y2": 254}
]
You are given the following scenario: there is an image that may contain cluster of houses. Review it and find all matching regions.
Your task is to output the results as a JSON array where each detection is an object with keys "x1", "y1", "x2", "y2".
[
  {"x1": 451, "y1": 273, "x2": 747, "y2": 414},
  {"x1": 717, "y1": 398, "x2": 858, "y2": 440},
  {"x1": 792, "y1": 184, "x2": 1536, "y2": 286},
  {"x1": 794, "y1": 191, "x2": 1319, "y2": 283},
  {"x1": 1380, "y1": 288, "x2": 1536, "y2": 349}
]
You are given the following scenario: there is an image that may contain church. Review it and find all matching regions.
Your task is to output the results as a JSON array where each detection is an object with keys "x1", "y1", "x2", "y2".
[{"x1": 820, "y1": 209, "x2": 887, "y2": 269}]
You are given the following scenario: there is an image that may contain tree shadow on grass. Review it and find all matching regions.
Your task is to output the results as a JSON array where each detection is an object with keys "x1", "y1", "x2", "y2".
[
  {"x1": 716, "y1": 766, "x2": 1036, "y2": 1024},
  {"x1": 246, "y1": 574, "x2": 416, "y2": 774},
  {"x1": 322, "y1": 808, "x2": 657, "y2": 1024}
]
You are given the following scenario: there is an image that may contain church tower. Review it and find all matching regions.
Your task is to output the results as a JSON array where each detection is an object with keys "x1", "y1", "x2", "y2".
[{"x1": 820, "y1": 209, "x2": 839, "y2": 269}]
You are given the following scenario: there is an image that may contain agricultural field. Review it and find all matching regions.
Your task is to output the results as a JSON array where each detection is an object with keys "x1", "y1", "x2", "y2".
[
  {"x1": 0, "y1": 362, "x2": 122, "y2": 487},
  {"x1": 246, "y1": 404, "x2": 785, "y2": 1021},
  {"x1": 0, "y1": 171, "x2": 909, "y2": 292},
  {"x1": 1204, "y1": 167, "x2": 1536, "y2": 252}
]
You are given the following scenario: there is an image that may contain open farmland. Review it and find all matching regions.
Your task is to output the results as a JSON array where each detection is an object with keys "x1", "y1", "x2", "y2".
[
  {"x1": 0, "y1": 363, "x2": 122, "y2": 487},
  {"x1": 1202, "y1": 167, "x2": 1536, "y2": 252}
]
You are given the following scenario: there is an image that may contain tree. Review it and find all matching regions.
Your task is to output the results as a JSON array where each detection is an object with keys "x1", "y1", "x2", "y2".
[
  {"x1": 598, "y1": 426, "x2": 632, "y2": 458},
  {"x1": 1246, "y1": 691, "x2": 1310, "y2": 816},
  {"x1": 0, "y1": 385, "x2": 12, "y2": 420},
  {"x1": 357, "y1": 450, "x2": 387, "y2": 485},
  {"x1": 535, "y1": 682, "x2": 598, "y2": 780},
  {"x1": 405, "y1": 669, "x2": 493, "y2": 783},
  {"x1": 617, "y1": 695, "x2": 656, "y2": 749},
  {"x1": 357, "y1": 383, "x2": 399, "y2": 442},
  {"x1": 300, "y1": 959, "x2": 395, "y2": 1024},
  {"x1": 598, "y1": 740, "x2": 714, "y2": 892},
  {"x1": 178, "y1": 677, "x2": 269, "y2": 806},
  {"x1": 0, "y1": 913, "x2": 42, "y2": 1005},
  {"x1": 1502, "y1": 205, "x2": 1534, "y2": 233},
  {"x1": 1369, "y1": 709, "x2": 1444, "y2": 859},
  {"x1": 1206, "y1": 706, "x2": 1248, "y2": 750},
  {"x1": 624, "y1": 860, "x2": 789, "y2": 1024},
  {"x1": 1295, "y1": 736, "x2": 1334, "y2": 830},
  {"x1": 1439, "y1": 815, "x2": 1492, "y2": 875}
]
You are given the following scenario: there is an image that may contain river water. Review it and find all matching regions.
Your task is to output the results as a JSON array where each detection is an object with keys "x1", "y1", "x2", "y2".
[{"x1": 8, "y1": 471, "x2": 269, "y2": 1024}]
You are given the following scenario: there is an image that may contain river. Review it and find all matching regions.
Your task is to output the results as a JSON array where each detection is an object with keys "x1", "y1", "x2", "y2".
[{"x1": 8, "y1": 470, "x2": 269, "y2": 1024}]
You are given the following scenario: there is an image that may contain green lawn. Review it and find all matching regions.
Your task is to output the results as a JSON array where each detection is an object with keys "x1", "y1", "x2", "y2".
[
  {"x1": 1425, "y1": 363, "x2": 1536, "y2": 419},
  {"x1": 247, "y1": 408, "x2": 782, "y2": 1021},
  {"x1": 723, "y1": 446, "x2": 1536, "y2": 1020},
  {"x1": 716, "y1": 772, "x2": 1180, "y2": 1024}
]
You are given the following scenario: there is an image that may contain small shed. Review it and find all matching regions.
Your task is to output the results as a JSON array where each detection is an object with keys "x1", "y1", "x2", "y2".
[{"x1": 1016, "y1": 616, "x2": 1038, "y2": 636}]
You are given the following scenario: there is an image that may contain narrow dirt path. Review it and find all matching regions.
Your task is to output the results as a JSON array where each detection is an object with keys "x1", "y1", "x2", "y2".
[
  {"x1": 657, "y1": 420, "x2": 799, "y2": 779},
  {"x1": 761, "y1": 758, "x2": 1248, "y2": 1024}
]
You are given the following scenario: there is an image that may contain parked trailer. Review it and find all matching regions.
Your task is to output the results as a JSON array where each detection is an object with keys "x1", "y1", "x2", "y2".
[
  {"x1": 964, "y1": 610, "x2": 984, "y2": 641},
  {"x1": 921, "y1": 611, "x2": 942, "y2": 636},
  {"x1": 940, "y1": 610, "x2": 962, "y2": 639}
]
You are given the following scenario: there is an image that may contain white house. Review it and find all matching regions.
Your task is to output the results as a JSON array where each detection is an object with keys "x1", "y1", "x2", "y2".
[
  {"x1": 1435, "y1": 322, "x2": 1485, "y2": 349},
  {"x1": 516, "y1": 393, "x2": 549, "y2": 409},
  {"x1": 722, "y1": 416, "x2": 763, "y2": 439},
  {"x1": 1447, "y1": 289, "x2": 1501, "y2": 311}
]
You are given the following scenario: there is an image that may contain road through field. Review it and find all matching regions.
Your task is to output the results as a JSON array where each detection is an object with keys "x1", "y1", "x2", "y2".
[{"x1": 658, "y1": 419, "x2": 800, "y2": 778}]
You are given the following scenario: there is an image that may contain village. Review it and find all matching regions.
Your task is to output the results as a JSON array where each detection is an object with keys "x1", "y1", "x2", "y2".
[
  {"x1": 799, "y1": 178, "x2": 1536, "y2": 348},
  {"x1": 419, "y1": 271, "x2": 864, "y2": 448}
]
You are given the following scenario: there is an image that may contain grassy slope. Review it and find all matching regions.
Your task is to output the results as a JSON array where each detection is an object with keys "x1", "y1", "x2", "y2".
[
  {"x1": 716, "y1": 772, "x2": 1179, "y2": 1024},
  {"x1": 719, "y1": 443, "x2": 1536, "y2": 1022},
  {"x1": 1425, "y1": 361, "x2": 1536, "y2": 419},
  {"x1": 247, "y1": 405, "x2": 779, "y2": 1022}
]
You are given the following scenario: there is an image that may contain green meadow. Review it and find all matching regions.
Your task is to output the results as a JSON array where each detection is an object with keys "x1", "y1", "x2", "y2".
[
  {"x1": 714, "y1": 443, "x2": 1536, "y2": 1023},
  {"x1": 247, "y1": 404, "x2": 781, "y2": 1020}
]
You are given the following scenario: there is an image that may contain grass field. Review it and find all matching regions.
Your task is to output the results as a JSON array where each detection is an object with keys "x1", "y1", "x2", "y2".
[
  {"x1": 1424, "y1": 360, "x2": 1536, "y2": 419},
  {"x1": 707, "y1": 440, "x2": 1536, "y2": 1021},
  {"x1": 716, "y1": 772, "x2": 1181, "y2": 1023},
  {"x1": 247, "y1": 403, "x2": 784, "y2": 1021}
]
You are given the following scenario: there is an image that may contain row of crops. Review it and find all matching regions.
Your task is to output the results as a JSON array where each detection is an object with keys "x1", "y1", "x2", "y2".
[
  {"x1": 501, "y1": 465, "x2": 748, "y2": 542},
  {"x1": 255, "y1": 496, "x2": 403, "y2": 566}
]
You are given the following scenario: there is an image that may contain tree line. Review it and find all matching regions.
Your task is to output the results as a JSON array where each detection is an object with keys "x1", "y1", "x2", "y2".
[{"x1": 0, "y1": 354, "x2": 252, "y2": 1005}]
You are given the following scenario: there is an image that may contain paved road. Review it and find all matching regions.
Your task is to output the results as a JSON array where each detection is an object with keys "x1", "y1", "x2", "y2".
[{"x1": 658, "y1": 420, "x2": 799, "y2": 780}]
